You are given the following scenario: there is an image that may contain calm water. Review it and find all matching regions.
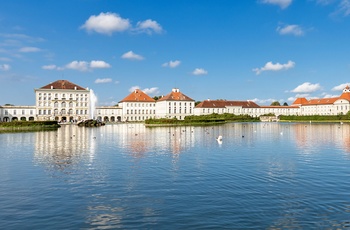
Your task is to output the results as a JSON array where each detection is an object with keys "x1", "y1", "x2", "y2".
[{"x1": 1, "y1": 122, "x2": 350, "y2": 229}]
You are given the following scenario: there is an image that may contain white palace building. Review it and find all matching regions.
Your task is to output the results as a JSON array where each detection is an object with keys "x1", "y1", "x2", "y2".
[{"x1": 1, "y1": 79, "x2": 350, "y2": 122}]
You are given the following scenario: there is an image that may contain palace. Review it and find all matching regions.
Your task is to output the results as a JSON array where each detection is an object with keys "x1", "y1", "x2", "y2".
[{"x1": 1, "y1": 79, "x2": 350, "y2": 122}]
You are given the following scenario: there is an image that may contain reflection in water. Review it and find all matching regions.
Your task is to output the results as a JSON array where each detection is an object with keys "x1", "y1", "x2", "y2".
[
  {"x1": 2, "y1": 122, "x2": 350, "y2": 229},
  {"x1": 34, "y1": 125, "x2": 96, "y2": 172}
]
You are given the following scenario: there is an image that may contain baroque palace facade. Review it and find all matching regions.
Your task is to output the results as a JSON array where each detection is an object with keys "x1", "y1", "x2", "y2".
[{"x1": 1, "y1": 79, "x2": 350, "y2": 122}]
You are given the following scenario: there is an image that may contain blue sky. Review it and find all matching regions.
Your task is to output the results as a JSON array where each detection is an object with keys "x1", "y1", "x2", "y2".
[{"x1": 1, "y1": 0, "x2": 350, "y2": 106}]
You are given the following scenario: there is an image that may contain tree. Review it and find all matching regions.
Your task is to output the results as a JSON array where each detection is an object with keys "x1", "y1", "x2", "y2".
[
  {"x1": 283, "y1": 102, "x2": 288, "y2": 106},
  {"x1": 195, "y1": 101, "x2": 202, "y2": 106},
  {"x1": 153, "y1": 96, "x2": 162, "y2": 101},
  {"x1": 270, "y1": 101, "x2": 281, "y2": 106}
]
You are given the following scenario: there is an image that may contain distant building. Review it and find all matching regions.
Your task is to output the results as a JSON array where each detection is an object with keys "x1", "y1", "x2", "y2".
[
  {"x1": 156, "y1": 88, "x2": 195, "y2": 120},
  {"x1": 34, "y1": 80, "x2": 91, "y2": 122},
  {"x1": 0, "y1": 105, "x2": 36, "y2": 122},
  {"x1": 291, "y1": 85, "x2": 350, "y2": 116},
  {"x1": 118, "y1": 89, "x2": 156, "y2": 122},
  {"x1": 2, "y1": 79, "x2": 350, "y2": 122}
]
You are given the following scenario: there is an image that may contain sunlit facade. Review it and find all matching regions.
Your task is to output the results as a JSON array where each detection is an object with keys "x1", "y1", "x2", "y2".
[{"x1": 2, "y1": 80, "x2": 350, "y2": 122}]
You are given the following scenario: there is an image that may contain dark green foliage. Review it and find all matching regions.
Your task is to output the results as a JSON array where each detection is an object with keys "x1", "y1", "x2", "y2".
[
  {"x1": 0, "y1": 120, "x2": 60, "y2": 127},
  {"x1": 279, "y1": 115, "x2": 350, "y2": 121},
  {"x1": 145, "y1": 113, "x2": 259, "y2": 125},
  {"x1": 270, "y1": 101, "x2": 281, "y2": 106}
]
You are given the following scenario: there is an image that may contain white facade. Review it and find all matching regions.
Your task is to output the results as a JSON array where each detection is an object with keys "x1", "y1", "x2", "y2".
[
  {"x1": 155, "y1": 88, "x2": 195, "y2": 120},
  {"x1": 2, "y1": 81, "x2": 350, "y2": 123},
  {"x1": 0, "y1": 105, "x2": 36, "y2": 122},
  {"x1": 35, "y1": 88, "x2": 90, "y2": 122}
]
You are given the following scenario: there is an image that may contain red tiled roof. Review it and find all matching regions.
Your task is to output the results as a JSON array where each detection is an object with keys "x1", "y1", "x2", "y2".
[
  {"x1": 40, "y1": 80, "x2": 86, "y2": 90},
  {"x1": 195, "y1": 100, "x2": 260, "y2": 108},
  {"x1": 292, "y1": 97, "x2": 308, "y2": 105},
  {"x1": 339, "y1": 92, "x2": 350, "y2": 101},
  {"x1": 158, "y1": 90, "x2": 194, "y2": 102},
  {"x1": 119, "y1": 89, "x2": 155, "y2": 102},
  {"x1": 306, "y1": 98, "x2": 338, "y2": 105}
]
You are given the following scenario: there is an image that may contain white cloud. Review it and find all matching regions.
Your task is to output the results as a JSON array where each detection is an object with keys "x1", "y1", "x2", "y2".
[
  {"x1": 192, "y1": 68, "x2": 208, "y2": 75},
  {"x1": 95, "y1": 78, "x2": 112, "y2": 84},
  {"x1": 129, "y1": 86, "x2": 140, "y2": 92},
  {"x1": 121, "y1": 51, "x2": 144, "y2": 60},
  {"x1": 66, "y1": 61, "x2": 89, "y2": 71},
  {"x1": 261, "y1": 0, "x2": 293, "y2": 9},
  {"x1": 162, "y1": 60, "x2": 181, "y2": 68},
  {"x1": 0, "y1": 64, "x2": 10, "y2": 71},
  {"x1": 277, "y1": 24, "x2": 304, "y2": 36},
  {"x1": 0, "y1": 57, "x2": 12, "y2": 62},
  {"x1": 90, "y1": 60, "x2": 111, "y2": 69},
  {"x1": 288, "y1": 97, "x2": 296, "y2": 102},
  {"x1": 135, "y1": 19, "x2": 164, "y2": 34},
  {"x1": 81, "y1": 12, "x2": 131, "y2": 35},
  {"x1": 250, "y1": 98, "x2": 279, "y2": 104},
  {"x1": 19, "y1": 46, "x2": 41, "y2": 53},
  {"x1": 323, "y1": 94, "x2": 339, "y2": 98},
  {"x1": 295, "y1": 93, "x2": 310, "y2": 98},
  {"x1": 143, "y1": 87, "x2": 159, "y2": 95},
  {"x1": 291, "y1": 82, "x2": 321, "y2": 93},
  {"x1": 42, "y1": 64, "x2": 58, "y2": 70},
  {"x1": 253, "y1": 60, "x2": 295, "y2": 75},
  {"x1": 332, "y1": 83, "x2": 350, "y2": 91},
  {"x1": 128, "y1": 86, "x2": 159, "y2": 95}
]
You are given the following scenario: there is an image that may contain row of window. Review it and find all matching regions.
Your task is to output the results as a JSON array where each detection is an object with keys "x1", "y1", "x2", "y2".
[
  {"x1": 169, "y1": 108, "x2": 192, "y2": 114},
  {"x1": 2, "y1": 110, "x2": 34, "y2": 115},
  {"x1": 126, "y1": 103, "x2": 155, "y2": 107},
  {"x1": 126, "y1": 109, "x2": 156, "y2": 115},
  {"x1": 38, "y1": 102, "x2": 89, "y2": 107},
  {"x1": 38, "y1": 109, "x2": 88, "y2": 115}
]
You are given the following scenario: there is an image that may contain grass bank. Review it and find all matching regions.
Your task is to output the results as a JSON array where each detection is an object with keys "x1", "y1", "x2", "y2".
[
  {"x1": 0, "y1": 121, "x2": 60, "y2": 133},
  {"x1": 145, "y1": 113, "x2": 259, "y2": 127},
  {"x1": 279, "y1": 115, "x2": 350, "y2": 122}
]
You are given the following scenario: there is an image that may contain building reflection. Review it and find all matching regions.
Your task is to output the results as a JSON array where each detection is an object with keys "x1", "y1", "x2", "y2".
[
  {"x1": 34, "y1": 125, "x2": 95, "y2": 171},
  {"x1": 292, "y1": 122, "x2": 350, "y2": 154}
]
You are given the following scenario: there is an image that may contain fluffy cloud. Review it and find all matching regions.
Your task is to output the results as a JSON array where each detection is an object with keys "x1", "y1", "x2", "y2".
[
  {"x1": 277, "y1": 24, "x2": 304, "y2": 36},
  {"x1": 95, "y1": 78, "x2": 112, "y2": 84},
  {"x1": 81, "y1": 12, "x2": 131, "y2": 35},
  {"x1": 135, "y1": 19, "x2": 164, "y2": 34},
  {"x1": 250, "y1": 98, "x2": 280, "y2": 104},
  {"x1": 143, "y1": 87, "x2": 160, "y2": 95},
  {"x1": 66, "y1": 61, "x2": 89, "y2": 71},
  {"x1": 80, "y1": 12, "x2": 164, "y2": 35},
  {"x1": 192, "y1": 68, "x2": 208, "y2": 75},
  {"x1": 162, "y1": 60, "x2": 181, "y2": 68},
  {"x1": 0, "y1": 64, "x2": 10, "y2": 71},
  {"x1": 43, "y1": 60, "x2": 112, "y2": 71},
  {"x1": 121, "y1": 51, "x2": 144, "y2": 60},
  {"x1": 128, "y1": 86, "x2": 159, "y2": 95},
  {"x1": 253, "y1": 60, "x2": 295, "y2": 75},
  {"x1": 129, "y1": 86, "x2": 140, "y2": 92},
  {"x1": 332, "y1": 83, "x2": 350, "y2": 91},
  {"x1": 261, "y1": 0, "x2": 293, "y2": 9},
  {"x1": 19, "y1": 46, "x2": 41, "y2": 53},
  {"x1": 90, "y1": 60, "x2": 111, "y2": 68},
  {"x1": 291, "y1": 82, "x2": 321, "y2": 93},
  {"x1": 42, "y1": 64, "x2": 59, "y2": 70}
]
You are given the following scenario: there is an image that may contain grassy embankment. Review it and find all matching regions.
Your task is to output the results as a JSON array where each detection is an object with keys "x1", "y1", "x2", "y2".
[
  {"x1": 145, "y1": 113, "x2": 259, "y2": 126},
  {"x1": 0, "y1": 121, "x2": 60, "y2": 133},
  {"x1": 279, "y1": 115, "x2": 350, "y2": 122}
]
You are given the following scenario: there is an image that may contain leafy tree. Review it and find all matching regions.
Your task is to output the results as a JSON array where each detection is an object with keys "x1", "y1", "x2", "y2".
[
  {"x1": 283, "y1": 102, "x2": 288, "y2": 106},
  {"x1": 195, "y1": 101, "x2": 202, "y2": 106},
  {"x1": 153, "y1": 96, "x2": 162, "y2": 101},
  {"x1": 4, "y1": 104, "x2": 14, "y2": 106},
  {"x1": 270, "y1": 101, "x2": 281, "y2": 106}
]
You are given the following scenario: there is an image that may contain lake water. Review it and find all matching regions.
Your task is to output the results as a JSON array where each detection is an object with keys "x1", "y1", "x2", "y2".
[{"x1": 1, "y1": 122, "x2": 350, "y2": 229}]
